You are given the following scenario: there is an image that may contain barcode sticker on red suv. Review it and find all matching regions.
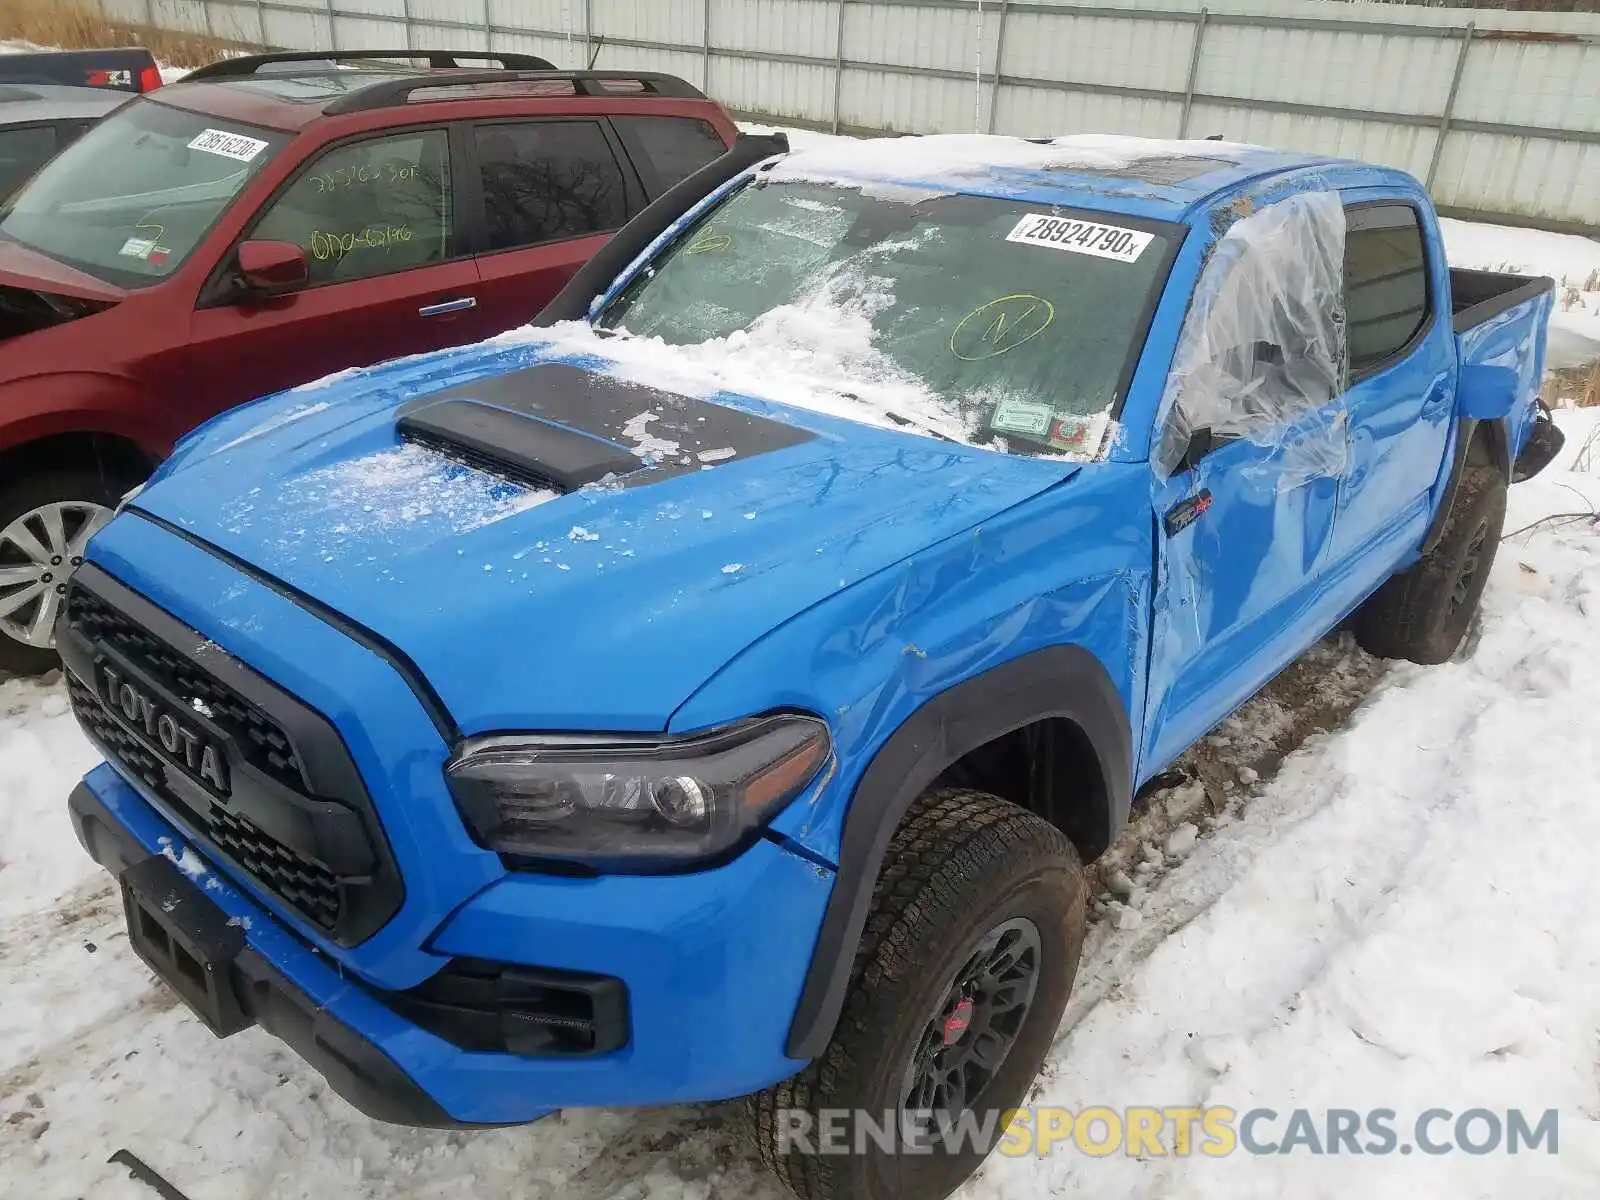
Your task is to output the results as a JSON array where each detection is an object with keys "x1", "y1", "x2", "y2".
[
  {"x1": 187, "y1": 128, "x2": 270, "y2": 163},
  {"x1": 1005, "y1": 214, "x2": 1153, "y2": 263}
]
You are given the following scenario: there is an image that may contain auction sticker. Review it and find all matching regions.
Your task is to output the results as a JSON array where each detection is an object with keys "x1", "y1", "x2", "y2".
[
  {"x1": 1006, "y1": 213, "x2": 1153, "y2": 263},
  {"x1": 187, "y1": 128, "x2": 270, "y2": 163},
  {"x1": 991, "y1": 399, "x2": 1054, "y2": 438}
]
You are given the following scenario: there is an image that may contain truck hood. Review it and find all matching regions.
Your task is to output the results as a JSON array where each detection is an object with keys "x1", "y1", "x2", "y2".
[
  {"x1": 131, "y1": 347, "x2": 1074, "y2": 733},
  {"x1": 0, "y1": 239, "x2": 128, "y2": 303}
]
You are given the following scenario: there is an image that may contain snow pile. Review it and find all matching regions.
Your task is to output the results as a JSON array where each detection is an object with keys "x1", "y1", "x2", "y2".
[
  {"x1": 504, "y1": 303, "x2": 979, "y2": 448},
  {"x1": 219, "y1": 442, "x2": 558, "y2": 548},
  {"x1": 765, "y1": 132, "x2": 1258, "y2": 199}
]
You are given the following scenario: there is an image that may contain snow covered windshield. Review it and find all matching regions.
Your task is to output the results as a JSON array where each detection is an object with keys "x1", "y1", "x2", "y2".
[{"x1": 599, "y1": 180, "x2": 1176, "y2": 455}]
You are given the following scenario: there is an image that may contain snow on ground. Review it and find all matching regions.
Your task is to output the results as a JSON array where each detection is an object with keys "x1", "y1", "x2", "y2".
[{"x1": 1441, "y1": 217, "x2": 1600, "y2": 368}]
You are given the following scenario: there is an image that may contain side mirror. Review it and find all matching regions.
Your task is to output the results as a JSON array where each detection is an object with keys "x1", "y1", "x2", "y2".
[
  {"x1": 235, "y1": 239, "x2": 308, "y2": 297},
  {"x1": 1178, "y1": 425, "x2": 1215, "y2": 473}
]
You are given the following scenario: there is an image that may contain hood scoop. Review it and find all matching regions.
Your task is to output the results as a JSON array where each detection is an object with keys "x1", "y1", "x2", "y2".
[
  {"x1": 399, "y1": 399, "x2": 642, "y2": 492},
  {"x1": 395, "y1": 362, "x2": 815, "y2": 492}
]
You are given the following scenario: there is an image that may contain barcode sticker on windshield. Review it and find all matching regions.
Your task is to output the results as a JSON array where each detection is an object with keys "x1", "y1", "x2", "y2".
[
  {"x1": 187, "y1": 128, "x2": 269, "y2": 163},
  {"x1": 1006, "y1": 214, "x2": 1153, "y2": 264}
]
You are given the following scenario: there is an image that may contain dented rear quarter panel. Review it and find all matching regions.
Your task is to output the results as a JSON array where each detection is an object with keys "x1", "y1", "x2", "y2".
[{"x1": 1456, "y1": 286, "x2": 1552, "y2": 463}]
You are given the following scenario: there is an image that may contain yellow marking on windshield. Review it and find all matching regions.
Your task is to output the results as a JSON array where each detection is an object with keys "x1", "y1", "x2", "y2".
[
  {"x1": 950, "y1": 294, "x2": 1055, "y2": 361},
  {"x1": 686, "y1": 232, "x2": 732, "y2": 255}
]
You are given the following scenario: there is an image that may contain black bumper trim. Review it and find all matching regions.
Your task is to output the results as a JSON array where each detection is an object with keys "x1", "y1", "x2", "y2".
[{"x1": 69, "y1": 781, "x2": 504, "y2": 1130}]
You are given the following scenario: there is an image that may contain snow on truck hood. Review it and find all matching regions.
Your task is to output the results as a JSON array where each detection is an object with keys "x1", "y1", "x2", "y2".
[{"x1": 127, "y1": 332, "x2": 1076, "y2": 734}]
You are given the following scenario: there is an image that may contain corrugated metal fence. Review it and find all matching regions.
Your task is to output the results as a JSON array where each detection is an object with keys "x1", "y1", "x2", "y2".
[{"x1": 106, "y1": 0, "x2": 1600, "y2": 231}]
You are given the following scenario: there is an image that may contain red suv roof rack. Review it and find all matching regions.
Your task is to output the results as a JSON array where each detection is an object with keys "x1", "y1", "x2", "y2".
[
  {"x1": 321, "y1": 69, "x2": 707, "y2": 114},
  {"x1": 183, "y1": 49, "x2": 558, "y2": 82}
]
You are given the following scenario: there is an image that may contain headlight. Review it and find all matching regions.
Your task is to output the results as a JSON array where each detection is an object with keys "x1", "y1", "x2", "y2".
[{"x1": 445, "y1": 714, "x2": 831, "y2": 870}]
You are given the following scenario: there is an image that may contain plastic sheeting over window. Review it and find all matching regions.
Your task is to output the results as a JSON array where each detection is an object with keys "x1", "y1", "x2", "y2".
[{"x1": 1155, "y1": 191, "x2": 1349, "y2": 487}]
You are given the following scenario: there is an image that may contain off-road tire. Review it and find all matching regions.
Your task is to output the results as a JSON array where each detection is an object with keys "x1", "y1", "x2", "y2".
[
  {"x1": 747, "y1": 788, "x2": 1086, "y2": 1200},
  {"x1": 1354, "y1": 463, "x2": 1507, "y2": 665},
  {"x1": 0, "y1": 467, "x2": 136, "y2": 677}
]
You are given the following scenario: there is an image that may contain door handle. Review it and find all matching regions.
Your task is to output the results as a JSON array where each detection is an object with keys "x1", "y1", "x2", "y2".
[{"x1": 419, "y1": 297, "x2": 477, "y2": 317}]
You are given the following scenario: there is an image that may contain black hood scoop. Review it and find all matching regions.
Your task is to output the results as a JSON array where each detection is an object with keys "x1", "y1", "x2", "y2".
[{"x1": 395, "y1": 362, "x2": 815, "y2": 492}]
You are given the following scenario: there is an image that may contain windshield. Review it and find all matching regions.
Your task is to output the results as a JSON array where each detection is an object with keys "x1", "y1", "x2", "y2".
[
  {"x1": 0, "y1": 100, "x2": 286, "y2": 287},
  {"x1": 599, "y1": 180, "x2": 1177, "y2": 456}
]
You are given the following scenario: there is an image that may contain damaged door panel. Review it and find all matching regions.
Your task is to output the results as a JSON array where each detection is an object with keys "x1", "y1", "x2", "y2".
[{"x1": 1143, "y1": 191, "x2": 1348, "y2": 777}]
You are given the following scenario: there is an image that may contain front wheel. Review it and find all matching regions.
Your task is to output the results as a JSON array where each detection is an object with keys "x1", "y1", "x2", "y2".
[
  {"x1": 747, "y1": 788, "x2": 1086, "y2": 1200},
  {"x1": 1354, "y1": 463, "x2": 1507, "y2": 665},
  {"x1": 0, "y1": 469, "x2": 128, "y2": 676}
]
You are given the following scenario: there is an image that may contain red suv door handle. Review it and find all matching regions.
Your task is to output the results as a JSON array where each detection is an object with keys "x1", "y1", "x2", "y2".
[{"x1": 419, "y1": 297, "x2": 477, "y2": 317}]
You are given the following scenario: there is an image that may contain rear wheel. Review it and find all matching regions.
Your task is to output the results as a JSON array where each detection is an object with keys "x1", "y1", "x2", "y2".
[
  {"x1": 1354, "y1": 463, "x2": 1507, "y2": 665},
  {"x1": 0, "y1": 469, "x2": 128, "y2": 676},
  {"x1": 747, "y1": 788, "x2": 1086, "y2": 1200}
]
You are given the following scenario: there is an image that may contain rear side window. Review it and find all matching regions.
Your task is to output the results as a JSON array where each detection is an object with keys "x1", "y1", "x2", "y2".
[
  {"x1": 0, "y1": 125, "x2": 58, "y2": 196},
  {"x1": 1344, "y1": 203, "x2": 1429, "y2": 374},
  {"x1": 252, "y1": 128, "x2": 454, "y2": 286},
  {"x1": 474, "y1": 121, "x2": 628, "y2": 252},
  {"x1": 612, "y1": 115, "x2": 725, "y2": 197}
]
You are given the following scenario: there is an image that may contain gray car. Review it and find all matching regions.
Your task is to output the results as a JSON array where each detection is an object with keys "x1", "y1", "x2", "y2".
[{"x1": 0, "y1": 83, "x2": 128, "y2": 198}]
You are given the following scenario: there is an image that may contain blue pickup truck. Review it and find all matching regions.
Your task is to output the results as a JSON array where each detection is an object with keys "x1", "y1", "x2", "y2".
[{"x1": 60, "y1": 132, "x2": 1559, "y2": 1199}]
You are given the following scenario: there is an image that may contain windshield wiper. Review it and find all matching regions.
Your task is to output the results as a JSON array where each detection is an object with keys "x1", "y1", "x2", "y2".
[
  {"x1": 880, "y1": 406, "x2": 960, "y2": 444},
  {"x1": 833, "y1": 391, "x2": 960, "y2": 443}
]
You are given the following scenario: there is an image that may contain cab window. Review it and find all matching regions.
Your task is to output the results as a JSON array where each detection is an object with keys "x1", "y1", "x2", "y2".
[{"x1": 1344, "y1": 203, "x2": 1429, "y2": 375}]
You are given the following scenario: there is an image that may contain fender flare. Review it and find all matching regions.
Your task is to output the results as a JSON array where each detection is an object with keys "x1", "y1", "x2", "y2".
[
  {"x1": 0, "y1": 372, "x2": 167, "y2": 460},
  {"x1": 784, "y1": 644, "x2": 1132, "y2": 1060},
  {"x1": 1421, "y1": 416, "x2": 1509, "y2": 556}
]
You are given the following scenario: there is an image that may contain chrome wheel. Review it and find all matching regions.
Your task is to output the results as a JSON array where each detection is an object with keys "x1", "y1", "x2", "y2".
[{"x1": 0, "y1": 501, "x2": 112, "y2": 648}]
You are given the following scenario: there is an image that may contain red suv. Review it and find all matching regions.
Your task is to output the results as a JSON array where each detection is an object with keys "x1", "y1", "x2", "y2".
[{"x1": 0, "y1": 50, "x2": 736, "y2": 674}]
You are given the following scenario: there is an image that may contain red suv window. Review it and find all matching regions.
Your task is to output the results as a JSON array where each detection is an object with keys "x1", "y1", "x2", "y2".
[
  {"x1": 612, "y1": 115, "x2": 727, "y2": 198},
  {"x1": 474, "y1": 120, "x2": 628, "y2": 253},
  {"x1": 252, "y1": 127, "x2": 456, "y2": 286}
]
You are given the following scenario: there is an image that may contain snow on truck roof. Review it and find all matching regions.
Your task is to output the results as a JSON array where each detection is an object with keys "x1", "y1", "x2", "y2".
[{"x1": 765, "y1": 132, "x2": 1337, "y2": 220}]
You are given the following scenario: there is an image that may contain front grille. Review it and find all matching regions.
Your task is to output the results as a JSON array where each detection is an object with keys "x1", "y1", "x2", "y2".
[
  {"x1": 66, "y1": 670, "x2": 344, "y2": 932},
  {"x1": 67, "y1": 587, "x2": 306, "y2": 794},
  {"x1": 68, "y1": 671, "x2": 164, "y2": 791},
  {"x1": 205, "y1": 806, "x2": 341, "y2": 928},
  {"x1": 61, "y1": 571, "x2": 403, "y2": 945}
]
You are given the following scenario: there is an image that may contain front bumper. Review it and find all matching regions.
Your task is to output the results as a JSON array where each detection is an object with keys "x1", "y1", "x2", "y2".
[{"x1": 71, "y1": 763, "x2": 832, "y2": 1126}]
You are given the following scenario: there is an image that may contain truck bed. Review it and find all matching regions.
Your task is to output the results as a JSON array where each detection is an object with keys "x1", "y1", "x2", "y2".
[
  {"x1": 1450, "y1": 267, "x2": 1552, "y2": 334},
  {"x1": 0, "y1": 48, "x2": 159, "y2": 94},
  {"x1": 1449, "y1": 266, "x2": 1555, "y2": 470}
]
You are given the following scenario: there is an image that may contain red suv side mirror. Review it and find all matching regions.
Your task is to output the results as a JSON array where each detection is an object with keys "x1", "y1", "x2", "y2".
[{"x1": 236, "y1": 240, "x2": 309, "y2": 297}]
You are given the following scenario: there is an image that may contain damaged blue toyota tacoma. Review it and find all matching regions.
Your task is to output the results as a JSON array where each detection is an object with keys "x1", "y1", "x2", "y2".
[{"x1": 61, "y1": 129, "x2": 1558, "y2": 1199}]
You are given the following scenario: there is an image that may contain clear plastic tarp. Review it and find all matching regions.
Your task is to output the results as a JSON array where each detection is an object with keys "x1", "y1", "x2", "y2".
[{"x1": 1155, "y1": 191, "x2": 1349, "y2": 486}]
